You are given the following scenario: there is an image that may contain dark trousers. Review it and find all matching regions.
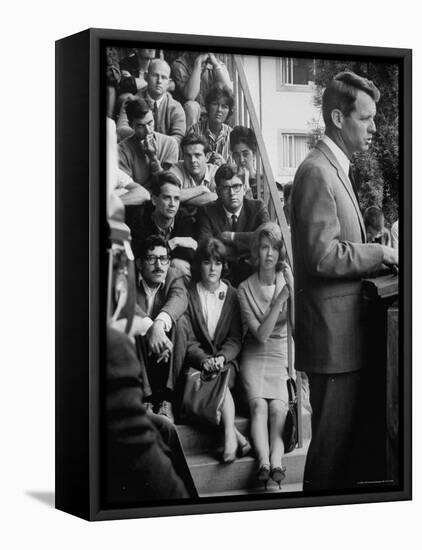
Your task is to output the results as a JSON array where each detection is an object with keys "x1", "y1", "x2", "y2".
[{"x1": 303, "y1": 370, "x2": 362, "y2": 492}]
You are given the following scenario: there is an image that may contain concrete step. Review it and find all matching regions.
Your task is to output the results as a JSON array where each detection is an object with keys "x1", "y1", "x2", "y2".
[
  {"x1": 176, "y1": 410, "x2": 311, "y2": 455},
  {"x1": 187, "y1": 439, "x2": 309, "y2": 496}
]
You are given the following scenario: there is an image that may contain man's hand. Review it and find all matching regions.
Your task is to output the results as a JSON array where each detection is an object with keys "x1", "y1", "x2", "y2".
[
  {"x1": 141, "y1": 133, "x2": 158, "y2": 158},
  {"x1": 168, "y1": 236, "x2": 198, "y2": 251},
  {"x1": 219, "y1": 231, "x2": 234, "y2": 243},
  {"x1": 147, "y1": 320, "x2": 173, "y2": 355},
  {"x1": 381, "y1": 245, "x2": 398, "y2": 267},
  {"x1": 195, "y1": 53, "x2": 209, "y2": 67}
]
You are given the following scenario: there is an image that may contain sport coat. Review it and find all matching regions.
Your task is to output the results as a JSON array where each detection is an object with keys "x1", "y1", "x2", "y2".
[
  {"x1": 195, "y1": 197, "x2": 270, "y2": 259},
  {"x1": 290, "y1": 140, "x2": 384, "y2": 374},
  {"x1": 185, "y1": 282, "x2": 243, "y2": 370},
  {"x1": 135, "y1": 266, "x2": 188, "y2": 326}
]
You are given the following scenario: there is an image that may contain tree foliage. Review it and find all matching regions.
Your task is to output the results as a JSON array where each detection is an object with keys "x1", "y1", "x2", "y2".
[{"x1": 311, "y1": 60, "x2": 399, "y2": 224}]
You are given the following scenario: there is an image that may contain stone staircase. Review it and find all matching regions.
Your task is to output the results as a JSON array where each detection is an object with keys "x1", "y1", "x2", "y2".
[{"x1": 176, "y1": 411, "x2": 311, "y2": 497}]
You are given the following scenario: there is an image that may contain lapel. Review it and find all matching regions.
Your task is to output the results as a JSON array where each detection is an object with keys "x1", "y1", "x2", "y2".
[
  {"x1": 212, "y1": 286, "x2": 231, "y2": 344},
  {"x1": 315, "y1": 141, "x2": 366, "y2": 241},
  {"x1": 190, "y1": 285, "x2": 214, "y2": 349},
  {"x1": 215, "y1": 200, "x2": 231, "y2": 231}
]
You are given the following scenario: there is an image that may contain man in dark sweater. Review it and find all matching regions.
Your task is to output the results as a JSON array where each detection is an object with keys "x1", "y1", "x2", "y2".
[{"x1": 130, "y1": 171, "x2": 197, "y2": 280}]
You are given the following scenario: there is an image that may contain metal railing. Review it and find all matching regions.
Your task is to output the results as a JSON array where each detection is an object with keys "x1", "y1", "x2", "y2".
[{"x1": 223, "y1": 53, "x2": 303, "y2": 447}]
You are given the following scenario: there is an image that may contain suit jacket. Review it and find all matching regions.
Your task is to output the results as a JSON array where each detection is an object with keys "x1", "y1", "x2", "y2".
[
  {"x1": 135, "y1": 266, "x2": 188, "y2": 326},
  {"x1": 106, "y1": 328, "x2": 189, "y2": 501},
  {"x1": 290, "y1": 140, "x2": 384, "y2": 374},
  {"x1": 184, "y1": 282, "x2": 243, "y2": 370},
  {"x1": 195, "y1": 198, "x2": 270, "y2": 259}
]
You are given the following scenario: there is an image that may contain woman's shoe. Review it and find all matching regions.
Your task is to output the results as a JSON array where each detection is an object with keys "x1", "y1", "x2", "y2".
[
  {"x1": 270, "y1": 466, "x2": 286, "y2": 489},
  {"x1": 237, "y1": 438, "x2": 252, "y2": 458},
  {"x1": 221, "y1": 450, "x2": 237, "y2": 464},
  {"x1": 257, "y1": 464, "x2": 271, "y2": 489}
]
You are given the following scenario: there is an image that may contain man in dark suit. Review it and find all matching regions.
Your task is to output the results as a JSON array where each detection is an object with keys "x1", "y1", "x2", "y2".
[
  {"x1": 195, "y1": 163, "x2": 270, "y2": 286},
  {"x1": 106, "y1": 328, "x2": 197, "y2": 503},
  {"x1": 131, "y1": 235, "x2": 188, "y2": 423},
  {"x1": 290, "y1": 71, "x2": 398, "y2": 491},
  {"x1": 130, "y1": 171, "x2": 197, "y2": 280}
]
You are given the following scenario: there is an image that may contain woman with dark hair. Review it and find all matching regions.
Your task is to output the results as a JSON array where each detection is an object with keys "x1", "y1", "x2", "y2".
[
  {"x1": 229, "y1": 126, "x2": 258, "y2": 194},
  {"x1": 182, "y1": 238, "x2": 251, "y2": 462},
  {"x1": 237, "y1": 222, "x2": 294, "y2": 488},
  {"x1": 188, "y1": 84, "x2": 234, "y2": 165}
]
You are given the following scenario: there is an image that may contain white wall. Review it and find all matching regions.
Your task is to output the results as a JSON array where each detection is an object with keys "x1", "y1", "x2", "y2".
[{"x1": 243, "y1": 55, "x2": 321, "y2": 183}]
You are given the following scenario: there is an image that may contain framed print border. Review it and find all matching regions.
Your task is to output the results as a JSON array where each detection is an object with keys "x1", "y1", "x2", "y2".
[{"x1": 55, "y1": 28, "x2": 412, "y2": 521}]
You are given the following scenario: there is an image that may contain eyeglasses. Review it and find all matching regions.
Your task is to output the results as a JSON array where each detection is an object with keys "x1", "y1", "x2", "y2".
[
  {"x1": 219, "y1": 183, "x2": 243, "y2": 194},
  {"x1": 144, "y1": 255, "x2": 170, "y2": 265}
]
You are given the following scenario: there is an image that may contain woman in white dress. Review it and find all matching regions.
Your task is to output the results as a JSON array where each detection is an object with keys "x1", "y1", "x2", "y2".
[{"x1": 238, "y1": 222, "x2": 294, "y2": 488}]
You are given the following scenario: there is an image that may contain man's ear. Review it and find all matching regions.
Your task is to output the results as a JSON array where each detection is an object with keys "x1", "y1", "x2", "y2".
[
  {"x1": 151, "y1": 194, "x2": 157, "y2": 207},
  {"x1": 331, "y1": 108, "x2": 344, "y2": 130}
]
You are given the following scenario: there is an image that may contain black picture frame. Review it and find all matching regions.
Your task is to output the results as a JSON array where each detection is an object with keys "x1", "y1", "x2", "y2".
[{"x1": 55, "y1": 27, "x2": 412, "y2": 521}]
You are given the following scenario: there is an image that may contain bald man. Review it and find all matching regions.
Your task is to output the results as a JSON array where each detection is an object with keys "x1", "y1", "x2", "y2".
[
  {"x1": 117, "y1": 59, "x2": 187, "y2": 145},
  {"x1": 136, "y1": 59, "x2": 186, "y2": 145}
]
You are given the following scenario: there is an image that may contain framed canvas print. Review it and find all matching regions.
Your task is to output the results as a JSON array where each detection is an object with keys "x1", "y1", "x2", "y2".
[{"x1": 55, "y1": 28, "x2": 412, "y2": 521}]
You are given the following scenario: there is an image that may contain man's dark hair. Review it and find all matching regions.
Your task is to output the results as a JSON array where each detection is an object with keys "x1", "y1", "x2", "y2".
[
  {"x1": 322, "y1": 71, "x2": 381, "y2": 129},
  {"x1": 126, "y1": 98, "x2": 151, "y2": 126},
  {"x1": 150, "y1": 170, "x2": 182, "y2": 197},
  {"x1": 180, "y1": 133, "x2": 209, "y2": 155},
  {"x1": 204, "y1": 84, "x2": 234, "y2": 117},
  {"x1": 214, "y1": 163, "x2": 239, "y2": 187},
  {"x1": 134, "y1": 234, "x2": 170, "y2": 262},
  {"x1": 191, "y1": 238, "x2": 229, "y2": 282},
  {"x1": 229, "y1": 126, "x2": 258, "y2": 153},
  {"x1": 363, "y1": 205, "x2": 384, "y2": 231}
]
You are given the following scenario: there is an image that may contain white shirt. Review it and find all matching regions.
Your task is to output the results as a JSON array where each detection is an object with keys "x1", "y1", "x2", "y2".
[
  {"x1": 135, "y1": 276, "x2": 173, "y2": 336},
  {"x1": 196, "y1": 281, "x2": 228, "y2": 341},
  {"x1": 146, "y1": 91, "x2": 165, "y2": 109},
  {"x1": 322, "y1": 135, "x2": 350, "y2": 179}
]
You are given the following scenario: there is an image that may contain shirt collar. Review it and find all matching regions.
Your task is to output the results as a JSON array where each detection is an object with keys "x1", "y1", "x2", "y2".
[
  {"x1": 223, "y1": 204, "x2": 243, "y2": 220},
  {"x1": 151, "y1": 210, "x2": 174, "y2": 236},
  {"x1": 322, "y1": 135, "x2": 350, "y2": 176},
  {"x1": 146, "y1": 91, "x2": 165, "y2": 108},
  {"x1": 138, "y1": 272, "x2": 165, "y2": 292}
]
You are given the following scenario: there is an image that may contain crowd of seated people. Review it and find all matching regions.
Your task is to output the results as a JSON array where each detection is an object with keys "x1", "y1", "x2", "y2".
[
  {"x1": 105, "y1": 46, "x2": 297, "y2": 491},
  {"x1": 106, "y1": 47, "x2": 397, "y2": 494}
]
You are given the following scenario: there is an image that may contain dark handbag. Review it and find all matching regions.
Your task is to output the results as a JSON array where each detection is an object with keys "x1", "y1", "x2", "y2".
[
  {"x1": 282, "y1": 299, "x2": 299, "y2": 453},
  {"x1": 180, "y1": 366, "x2": 231, "y2": 426},
  {"x1": 283, "y1": 378, "x2": 298, "y2": 453}
]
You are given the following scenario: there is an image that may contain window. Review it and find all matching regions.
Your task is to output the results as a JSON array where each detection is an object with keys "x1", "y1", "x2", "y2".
[
  {"x1": 280, "y1": 133, "x2": 310, "y2": 170},
  {"x1": 279, "y1": 58, "x2": 315, "y2": 87}
]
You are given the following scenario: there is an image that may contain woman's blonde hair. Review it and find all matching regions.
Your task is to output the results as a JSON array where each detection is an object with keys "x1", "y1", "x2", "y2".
[{"x1": 250, "y1": 222, "x2": 286, "y2": 271}]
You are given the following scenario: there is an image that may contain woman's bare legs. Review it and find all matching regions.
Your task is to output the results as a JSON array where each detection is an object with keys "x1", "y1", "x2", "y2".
[
  {"x1": 221, "y1": 389, "x2": 237, "y2": 458},
  {"x1": 268, "y1": 399, "x2": 288, "y2": 469},
  {"x1": 249, "y1": 398, "x2": 270, "y2": 467}
]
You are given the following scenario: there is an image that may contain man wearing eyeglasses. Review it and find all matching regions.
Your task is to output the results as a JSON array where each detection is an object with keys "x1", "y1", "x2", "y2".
[
  {"x1": 130, "y1": 235, "x2": 188, "y2": 423},
  {"x1": 195, "y1": 163, "x2": 270, "y2": 286}
]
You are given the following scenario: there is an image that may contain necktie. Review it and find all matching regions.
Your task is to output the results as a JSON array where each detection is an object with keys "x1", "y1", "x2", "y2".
[{"x1": 231, "y1": 214, "x2": 238, "y2": 231}]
